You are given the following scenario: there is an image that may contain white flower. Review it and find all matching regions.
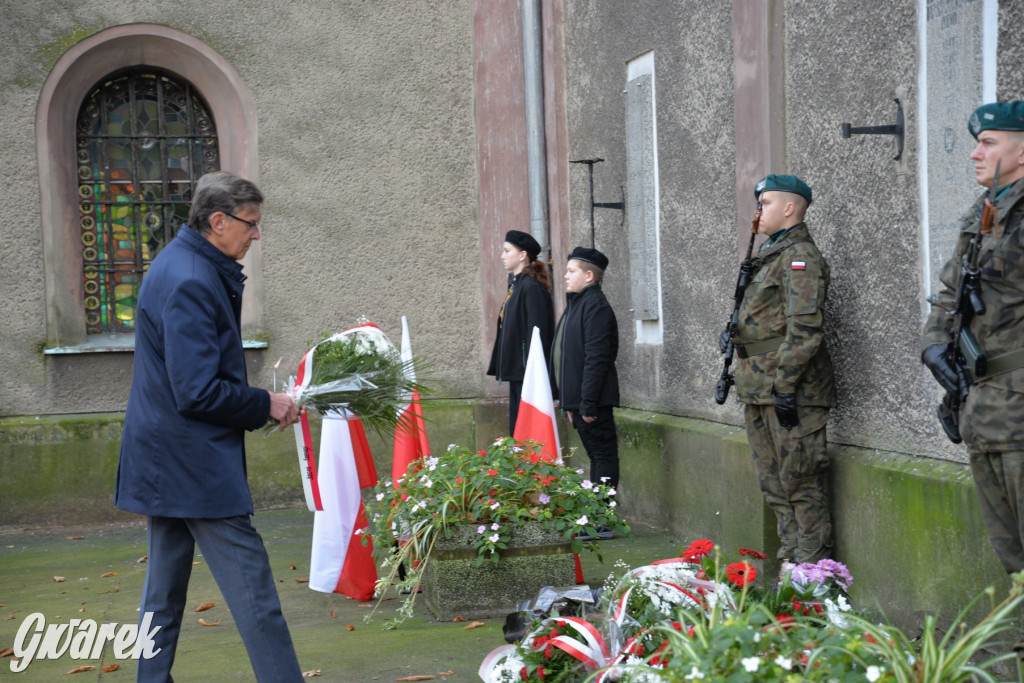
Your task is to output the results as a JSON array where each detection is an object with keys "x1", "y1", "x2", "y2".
[
  {"x1": 426, "y1": 457, "x2": 439, "y2": 471},
  {"x1": 600, "y1": 476, "x2": 610, "y2": 482},
  {"x1": 491, "y1": 523, "x2": 500, "y2": 531},
  {"x1": 608, "y1": 500, "x2": 617, "y2": 508},
  {"x1": 741, "y1": 657, "x2": 759, "y2": 673},
  {"x1": 866, "y1": 665, "x2": 883, "y2": 682},
  {"x1": 753, "y1": 632, "x2": 761, "y2": 643},
  {"x1": 581, "y1": 480, "x2": 594, "y2": 490},
  {"x1": 375, "y1": 492, "x2": 385, "y2": 501},
  {"x1": 576, "y1": 515, "x2": 589, "y2": 526},
  {"x1": 837, "y1": 594, "x2": 851, "y2": 611},
  {"x1": 684, "y1": 666, "x2": 705, "y2": 680},
  {"x1": 354, "y1": 527, "x2": 364, "y2": 535},
  {"x1": 477, "y1": 525, "x2": 486, "y2": 534},
  {"x1": 489, "y1": 533, "x2": 500, "y2": 543},
  {"x1": 774, "y1": 656, "x2": 792, "y2": 670},
  {"x1": 607, "y1": 488, "x2": 617, "y2": 496},
  {"x1": 490, "y1": 501, "x2": 500, "y2": 510}
]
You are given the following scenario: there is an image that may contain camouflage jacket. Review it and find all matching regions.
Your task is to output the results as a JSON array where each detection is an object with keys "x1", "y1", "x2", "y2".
[
  {"x1": 733, "y1": 222, "x2": 835, "y2": 407},
  {"x1": 921, "y1": 177, "x2": 1024, "y2": 452}
]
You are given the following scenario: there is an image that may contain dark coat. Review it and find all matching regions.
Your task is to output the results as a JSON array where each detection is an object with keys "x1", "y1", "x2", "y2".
[
  {"x1": 487, "y1": 273, "x2": 555, "y2": 382},
  {"x1": 550, "y1": 284, "x2": 619, "y2": 415},
  {"x1": 115, "y1": 226, "x2": 270, "y2": 519}
]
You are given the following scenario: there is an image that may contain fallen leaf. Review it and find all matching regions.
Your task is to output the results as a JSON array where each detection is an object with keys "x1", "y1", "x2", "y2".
[
  {"x1": 451, "y1": 616, "x2": 466, "y2": 622},
  {"x1": 77, "y1": 608, "x2": 85, "y2": 613},
  {"x1": 192, "y1": 561, "x2": 203, "y2": 566},
  {"x1": 295, "y1": 578, "x2": 309, "y2": 584},
  {"x1": 5, "y1": 616, "x2": 14, "y2": 620},
  {"x1": 0, "y1": 647, "x2": 13, "y2": 657},
  {"x1": 137, "y1": 555, "x2": 147, "y2": 563},
  {"x1": 100, "y1": 572, "x2": 117, "y2": 578},
  {"x1": 53, "y1": 576, "x2": 65, "y2": 583},
  {"x1": 290, "y1": 562, "x2": 297, "y2": 570},
  {"x1": 345, "y1": 624, "x2": 354, "y2": 631},
  {"x1": 395, "y1": 676, "x2": 434, "y2": 682},
  {"x1": 329, "y1": 610, "x2": 336, "y2": 618},
  {"x1": 463, "y1": 621, "x2": 485, "y2": 630},
  {"x1": 193, "y1": 602, "x2": 217, "y2": 612},
  {"x1": 63, "y1": 665, "x2": 95, "y2": 674},
  {"x1": 101, "y1": 664, "x2": 120, "y2": 672},
  {"x1": 436, "y1": 672, "x2": 454, "y2": 677},
  {"x1": 302, "y1": 670, "x2": 322, "y2": 677},
  {"x1": 357, "y1": 603, "x2": 372, "y2": 608},
  {"x1": 197, "y1": 618, "x2": 220, "y2": 626},
  {"x1": 66, "y1": 536, "x2": 84, "y2": 541}
]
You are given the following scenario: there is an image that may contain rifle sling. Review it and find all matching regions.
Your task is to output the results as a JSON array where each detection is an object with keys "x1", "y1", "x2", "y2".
[
  {"x1": 969, "y1": 347, "x2": 1024, "y2": 383},
  {"x1": 735, "y1": 336, "x2": 784, "y2": 359}
]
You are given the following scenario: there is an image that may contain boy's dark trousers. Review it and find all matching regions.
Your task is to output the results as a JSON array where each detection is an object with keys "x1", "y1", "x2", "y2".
[{"x1": 570, "y1": 406, "x2": 619, "y2": 488}]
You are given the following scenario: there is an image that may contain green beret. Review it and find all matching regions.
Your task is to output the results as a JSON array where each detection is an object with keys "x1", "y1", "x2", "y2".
[
  {"x1": 754, "y1": 174, "x2": 812, "y2": 205},
  {"x1": 969, "y1": 101, "x2": 1024, "y2": 139}
]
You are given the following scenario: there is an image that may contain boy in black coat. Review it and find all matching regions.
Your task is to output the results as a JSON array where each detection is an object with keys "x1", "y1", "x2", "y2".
[{"x1": 550, "y1": 247, "x2": 620, "y2": 538}]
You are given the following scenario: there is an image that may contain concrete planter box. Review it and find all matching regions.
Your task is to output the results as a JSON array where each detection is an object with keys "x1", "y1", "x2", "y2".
[{"x1": 423, "y1": 523, "x2": 576, "y2": 621}]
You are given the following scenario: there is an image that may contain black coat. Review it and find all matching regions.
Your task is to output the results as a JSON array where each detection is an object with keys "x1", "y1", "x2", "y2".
[
  {"x1": 550, "y1": 284, "x2": 619, "y2": 415},
  {"x1": 487, "y1": 273, "x2": 555, "y2": 382}
]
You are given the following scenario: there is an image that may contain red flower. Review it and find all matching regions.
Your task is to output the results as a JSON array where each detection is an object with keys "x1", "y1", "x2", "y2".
[
  {"x1": 726, "y1": 561, "x2": 757, "y2": 587},
  {"x1": 516, "y1": 468, "x2": 525, "y2": 474},
  {"x1": 738, "y1": 547, "x2": 769, "y2": 560},
  {"x1": 862, "y1": 633, "x2": 877, "y2": 644},
  {"x1": 771, "y1": 613, "x2": 795, "y2": 631},
  {"x1": 682, "y1": 539, "x2": 713, "y2": 560},
  {"x1": 537, "y1": 666, "x2": 546, "y2": 680},
  {"x1": 455, "y1": 477, "x2": 463, "y2": 483},
  {"x1": 671, "y1": 621, "x2": 683, "y2": 631},
  {"x1": 520, "y1": 666, "x2": 529, "y2": 680},
  {"x1": 529, "y1": 453, "x2": 541, "y2": 464},
  {"x1": 487, "y1": 469, "x2": 498, "y2": 476}
]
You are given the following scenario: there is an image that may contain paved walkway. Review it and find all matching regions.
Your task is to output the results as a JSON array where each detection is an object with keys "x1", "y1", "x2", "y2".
[{"x1": 1, "y1": 509, "x2": 682, "y2": 681}]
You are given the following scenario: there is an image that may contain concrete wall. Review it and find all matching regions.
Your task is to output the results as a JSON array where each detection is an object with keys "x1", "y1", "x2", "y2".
[
  {"x1": 0, "y1": 1, "x2": 483, "y2": 417},
  {"x1": 0, "y1": 404, "x2": 1008, "y2": 631}
]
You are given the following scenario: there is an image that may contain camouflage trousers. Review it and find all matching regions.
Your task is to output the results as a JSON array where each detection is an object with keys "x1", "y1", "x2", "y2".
[
  {"x1": 969, "y1": 450, "x2": 1024, "y2": 573},
  {"x1": 744, "y1": 404, "x2": 832, "y2": 563}
]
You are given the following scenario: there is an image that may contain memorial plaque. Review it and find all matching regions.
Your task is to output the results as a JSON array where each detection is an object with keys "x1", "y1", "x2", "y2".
[
  {"x1": 625, "y1": 74, "x2": 659, "y2": 321},
  {"x1": 925, "y1": 0, "x2": 985, "y2": 295}
]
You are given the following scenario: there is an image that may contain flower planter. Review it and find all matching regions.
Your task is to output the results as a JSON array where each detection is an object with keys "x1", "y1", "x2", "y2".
[{"x1": 423, "y1": 523, "x2": 576, "y2": 621}]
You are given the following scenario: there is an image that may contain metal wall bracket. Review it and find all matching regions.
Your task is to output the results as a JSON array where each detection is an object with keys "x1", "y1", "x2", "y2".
[
  {"x1": 570, "y1": 158, "x2": 625, "y2": 248},
  {"x1": 841, "y1": 98, "x2": 905, "y2": 161}
]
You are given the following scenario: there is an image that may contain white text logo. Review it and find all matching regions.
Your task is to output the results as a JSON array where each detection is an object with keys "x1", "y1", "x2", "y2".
[{"x1": 10, "y1": 612, "x2": 162, "y2": 672}]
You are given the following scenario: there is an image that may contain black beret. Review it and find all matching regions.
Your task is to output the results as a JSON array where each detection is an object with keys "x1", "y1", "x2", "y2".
[
  {"x1": 567, "y1": 246, "x2": 609, "y2": 270},
  {"x1": 504, "y1": 230, "x2": 541, "y2": 258}
]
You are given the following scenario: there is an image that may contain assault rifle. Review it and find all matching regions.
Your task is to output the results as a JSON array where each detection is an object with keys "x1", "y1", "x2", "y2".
[
  {"x1": 715, "y1": 203, "x2": 761, "y2": 405},
  {"x1": 934, "y1": 161, "x2": 1000, "y2": 443}
]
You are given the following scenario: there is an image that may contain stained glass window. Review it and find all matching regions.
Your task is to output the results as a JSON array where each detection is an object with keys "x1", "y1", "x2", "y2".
[{"x1": 76, "y1": 70, "x2": 219, "y2": 335}]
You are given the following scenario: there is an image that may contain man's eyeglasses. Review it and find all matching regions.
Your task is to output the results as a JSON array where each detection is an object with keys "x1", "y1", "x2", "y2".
[{"x1": 223, "y1": 211, "x2": 261, "y2": 232}]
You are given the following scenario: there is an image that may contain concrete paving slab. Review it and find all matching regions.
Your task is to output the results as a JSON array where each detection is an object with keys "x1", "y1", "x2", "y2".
[{"x1": 1, "y1": 510, "x2": 683, "y2": 682}]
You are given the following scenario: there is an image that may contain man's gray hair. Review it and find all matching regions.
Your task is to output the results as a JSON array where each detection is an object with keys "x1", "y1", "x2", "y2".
[{"x1": 189, "y1": 171, "x2": 264, "y2": 235}]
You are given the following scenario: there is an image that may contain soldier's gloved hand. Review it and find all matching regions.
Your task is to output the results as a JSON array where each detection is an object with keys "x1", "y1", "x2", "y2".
[
  {"x1": 922, "y1": 343, "x2": 958, "y2": 394},
  {"x1": 718, "y1": 328, "x2": 731, "y2": 354},
  {"x1": 773, "y1": 391, "x2": 798, "y2": 430}
]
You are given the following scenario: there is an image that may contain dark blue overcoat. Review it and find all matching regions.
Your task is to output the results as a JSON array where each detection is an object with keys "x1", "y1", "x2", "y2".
[{"x1": 115, "y1": 226, "x2": 270, "y2": 518}]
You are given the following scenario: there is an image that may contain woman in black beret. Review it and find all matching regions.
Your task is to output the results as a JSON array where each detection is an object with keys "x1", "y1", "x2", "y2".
[{"x1": 487, "y1": 230, "x2": 555, "y2": 435}]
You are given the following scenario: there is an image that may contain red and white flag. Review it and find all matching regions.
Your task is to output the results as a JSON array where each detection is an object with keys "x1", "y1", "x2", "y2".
[
  {"x1": 309, "y1": 413, "x2": 379, "y2": 601},
  {"x1": 392, "y1": 316, "x2": 430, "y2": 482},
  {"x1": 512, "y1": 326, "x2": 561, "y2": 463}
]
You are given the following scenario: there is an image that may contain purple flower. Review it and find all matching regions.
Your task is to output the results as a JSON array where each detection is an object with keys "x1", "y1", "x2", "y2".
[
  {"x1": 538, "y1": 493, "x2": 550, "y2": 504},
  {"x1": 489, "y1": 533, "x2": 500, "y2": 543},
  {"x1": 477, "y1": 525, "x2": 486, "y2": 534}
]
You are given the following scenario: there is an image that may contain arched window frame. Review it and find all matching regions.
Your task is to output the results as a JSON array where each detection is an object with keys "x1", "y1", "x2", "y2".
[{"x1": 37, "y1": 24, "x2": 264, "y2": 352}]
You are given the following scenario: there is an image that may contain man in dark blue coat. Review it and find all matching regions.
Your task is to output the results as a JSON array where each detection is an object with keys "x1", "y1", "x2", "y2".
[{"x1": 116, "y1": 172, "x2": 304, "y2": 682}]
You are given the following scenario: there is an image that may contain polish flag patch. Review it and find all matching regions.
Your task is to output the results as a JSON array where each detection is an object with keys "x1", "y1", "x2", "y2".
[{"x1": 791, "y1": 261, "x2": 806, "y2": 270}]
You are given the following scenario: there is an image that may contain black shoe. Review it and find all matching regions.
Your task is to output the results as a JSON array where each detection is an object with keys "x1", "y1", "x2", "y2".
[{"x1": 595, "y1": 525, "x2": 615, "y2": 540}]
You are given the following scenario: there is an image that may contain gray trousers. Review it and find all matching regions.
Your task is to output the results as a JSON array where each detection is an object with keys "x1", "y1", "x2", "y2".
[{"x1": 136, "y1": 515, "x2": 303, "y2": 682}]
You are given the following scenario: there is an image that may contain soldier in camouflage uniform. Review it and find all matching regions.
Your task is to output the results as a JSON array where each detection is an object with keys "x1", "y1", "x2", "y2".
[
  {"x1": 726, "y1": 174, "x2": 835, "y2": 563},
  {"x1": 922, "y1": 101, "x2": 1024, "y2": 574}
]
